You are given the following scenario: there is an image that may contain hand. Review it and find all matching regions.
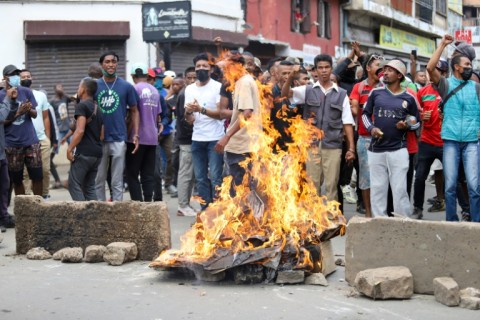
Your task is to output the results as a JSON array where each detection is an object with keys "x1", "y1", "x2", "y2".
[
  {"x1": 186, "y1": 99, "x2": 201, "y2": 113},
  {"x1": 351, "y1": 41, "x2": 361, "y2": 57},
  {"x1": 345, "y1": 150, "x2": 355, "y2": 165},
  {"x1": 396, "y1": 120, "x2": 408, "y2": 130},
  {"x1": 157, "y1": 124, "x2": 164, "y2": 136},
  {"x1": 60, "y1": 137, "x2": 67, "y2": 145},
  {"x1": 6, "y1": 87, "x2": 18, "y2": 99},
  {"x1": 410, "y1": 53, "x2": 416, "y2": 62},
  {"x1": 132, "y1": 135, "x2": 139, "y2": 154},
  {"x1": 213, "y1": 36, "x2": 223, "y2": 46},
  {"x1": 442, "y1": 34, "x2": 454, "y2": 46},
  {"x1": 371, "y1": 127, "x2": 384, "y2": 139},
  {"x1": 17, "y1": 101, "x2": 31, "y2": 116},
  {"x1": 422, "y1": 110, "x2": 432, "y2": 121},
  {"x1": 67, "y1": 149, "x2": 74, "y2": 162},
  {"x1": 214, "y1": 135, "x2": 229, "y2": 154}
]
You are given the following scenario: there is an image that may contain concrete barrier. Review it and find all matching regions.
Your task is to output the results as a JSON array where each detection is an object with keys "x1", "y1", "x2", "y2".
[
  {"x1": 15, "y1": 196, "x2": 171, "y2": 260},
  {"x1": 345, "y1": 216, "x2": 480, "y2": 294}
]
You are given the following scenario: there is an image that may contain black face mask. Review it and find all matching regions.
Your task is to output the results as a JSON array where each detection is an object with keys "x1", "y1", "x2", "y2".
[
  {"x1": 461, "y1": 67, "x2": 473, "y2": 81},
  {"x1": 20, "y1": 79, "x2": 32, "y2": 88},
  {"x1": 196, "y1": 69, "x2": 210, "y2": 82}
]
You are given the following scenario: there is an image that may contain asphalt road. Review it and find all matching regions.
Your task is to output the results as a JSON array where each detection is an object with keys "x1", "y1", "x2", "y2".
[{"x1": 0, "y1": 164, "x2": 477, "y2": 320}]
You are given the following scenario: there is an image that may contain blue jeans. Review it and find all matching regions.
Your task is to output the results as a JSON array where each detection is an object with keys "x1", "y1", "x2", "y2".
[
  {"x1": 191, "y1": 140, "x2": 224, "y2": 210},
  {"x1": 443, "y1": 140, "x2": 480, "y2": 222}
]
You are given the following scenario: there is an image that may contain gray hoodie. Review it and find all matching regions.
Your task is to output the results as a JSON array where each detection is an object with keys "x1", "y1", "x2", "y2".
[{"x1": 0, "y1": 96, "x2": 12, "y2": 160}]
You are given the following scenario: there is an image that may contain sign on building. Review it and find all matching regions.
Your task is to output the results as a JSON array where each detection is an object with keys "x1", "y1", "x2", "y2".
[
  {"x1": 379, "y1": 25, "x2": 435, "y2": 57},
  {"x1": 455, "y1": 30, "x2": 473, "y2": 44},
  {"x1": 142, "y1": 1, "x2": 192, "y2": 42},
  {"x1": 303, "y1": 44, "x2": 321, "y2": 66}
]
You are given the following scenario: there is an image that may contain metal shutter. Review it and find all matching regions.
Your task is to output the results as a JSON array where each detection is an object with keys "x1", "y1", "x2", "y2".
[
  {"x1": 26, "y1": 40, "x2": 126, "y2": 100},
  {"x1": 169, "y1": 44, "x2": 217, "y2": 76}
]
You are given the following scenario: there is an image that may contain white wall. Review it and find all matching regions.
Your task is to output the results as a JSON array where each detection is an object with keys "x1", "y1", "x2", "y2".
[{"x1": 0, "y1": 0, "x2": 244, "y2": 76}]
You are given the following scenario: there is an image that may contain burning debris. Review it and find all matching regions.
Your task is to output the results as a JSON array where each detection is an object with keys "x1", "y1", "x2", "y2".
[{"x1": 150, "y1": 55, "x2": 346, "y2": 283}]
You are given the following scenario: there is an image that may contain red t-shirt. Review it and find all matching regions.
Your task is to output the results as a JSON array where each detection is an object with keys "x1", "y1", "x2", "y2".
[
  {"x1": 417, "y1": 84, "x2": 443, "y2": 147},
  {"x1": 350, "y1": 80, "x2": 373, "y2": 137}
]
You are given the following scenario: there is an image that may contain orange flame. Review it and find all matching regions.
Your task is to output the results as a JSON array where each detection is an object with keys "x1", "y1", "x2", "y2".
[{"x1": 151, "y1": 54, "x2": 346, "y2": 273}]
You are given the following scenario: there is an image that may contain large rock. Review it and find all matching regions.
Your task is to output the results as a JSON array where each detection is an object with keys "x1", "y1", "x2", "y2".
[
  {"x1": 26, "y1": 247, "x2": 52, "y2": 260},
  {"x1": 354, "y1": 266, "x2": 414, "y2": 300},
  {"x1": 84, "y1": 245, "x2": 107, "y2": 263},
  {"x1": 305, "y1": 273, "x2": 328, "y2": 286},
  {"x1": 460, "y1": 287, "x2": 480, "y2": 310},
  {"x1": 433, "y1": 277, "x2": 460, "y2": 306},
  {"x1": 320, "y1": 241, "x2": 336, "y2": 276},
  {"x1": 345, "y1": 216, "x2": 480, "y2": 294},
  {"x1": 103, "y1": 247, "x2": 126, "y2": 266},
  {"x1": 276, "y1": 270, "x2": 305, "y2": 284},
  {"x1": 53, "y1": 247, "x2": 83, "y2": 263},
  {"x1": 15, "y1": 196, "x2": 170, "y2": 260},
  {"x1": 106, "y1": 242, "x2": 137, "y2": 262}
]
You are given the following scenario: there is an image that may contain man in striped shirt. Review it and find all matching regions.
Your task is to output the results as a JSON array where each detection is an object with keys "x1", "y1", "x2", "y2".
[{"x1": 362, "y1": 59, "x2": 420, "y2": 217}]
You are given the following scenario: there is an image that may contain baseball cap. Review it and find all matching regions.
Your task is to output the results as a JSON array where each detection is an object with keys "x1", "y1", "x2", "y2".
[
  {"x1": 3, "y1": 64, "x2": 21, "y2": 76},
  {"x1": 148, "y1": 67, "x2": 165, "y2": 78},
  {"x1": 436, "y1": 59, "x2": 448, "y2": 73},
  {"x1": 130, "y1": 63, "x2": 148, "y2": 76},
  {"x1": 254, "y1": 57, "x2": 262, "y2": 72},
  {"x1": 164, "y1": 70, "x2": 176, "y2": 78},
  {"x1": 385, "y1": 59, "x2": 406, "y2": 78},
  {"x1": 286, "y1": 56, "x2": 301, "y2": 65},
  {"x1": 454, "y1": 41, "x2": 476, "y2": 61}
]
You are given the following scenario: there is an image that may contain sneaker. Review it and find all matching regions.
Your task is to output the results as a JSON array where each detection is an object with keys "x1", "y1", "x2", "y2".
[
  {"x1": 356, "y1": 203, "x2": 366, "y2": 214},
  {"x1": 167, "y1": 185, "x2": 178, "y2": 198},
  {"x1": 411, "y1": 207, "x2": 423, "y2": 220},
  {"x1": 461, "y1": 211, "x2": 471, "y2": 222},
  {"x1": 341, "y1": 185, "x2": 357, "y2": 204},
  {"x1": 427, "y1": 196, "x2": 438, "y2": 205},
  {"x1": 0, "y1": 215, "x2": 15, "y2": 229},
  {"x1": 427, "y1": 199, "x2": 445, "y2": 212},
  {"x1": 177, "y1": 206, "x2": 197, "y2": 217}
]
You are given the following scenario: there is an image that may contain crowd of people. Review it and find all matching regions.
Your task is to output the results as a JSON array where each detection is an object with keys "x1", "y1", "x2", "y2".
[{"x1": 1, "y1": 34, "x2": 480, "y2": 232}]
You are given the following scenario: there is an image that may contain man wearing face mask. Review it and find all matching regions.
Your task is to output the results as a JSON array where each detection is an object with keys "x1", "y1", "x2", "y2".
[
  {"x1": 0, "y1": 64, "x2": 43, "y2": 197},
  {"x1": 427, "y1": 34, "x2": 480, "y2": 222},
  {"x1": 184, "y1": 53, "x2": 224, "y2": 211},
  {"x1": 19, "y1": 69, "x2": 51, "y2": 199}
]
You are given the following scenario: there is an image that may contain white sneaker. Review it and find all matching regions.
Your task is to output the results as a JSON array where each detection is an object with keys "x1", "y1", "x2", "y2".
[
  {"x1": 177, "y1": 206, "x2": 197, "y2": 217},
  {"x1": 341, "y1": 185, "x2": 357, "y2": 204}
]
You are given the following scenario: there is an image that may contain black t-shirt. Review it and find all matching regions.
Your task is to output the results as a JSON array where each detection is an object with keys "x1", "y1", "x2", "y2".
[{"x1": 74, "y1": 99, "x2": 103, "y2": 157}]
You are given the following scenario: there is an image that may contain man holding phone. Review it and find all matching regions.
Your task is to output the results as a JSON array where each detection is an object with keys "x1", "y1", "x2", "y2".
[{"x1": 0, "y1": 64, "x2": 43, "y2": 197}]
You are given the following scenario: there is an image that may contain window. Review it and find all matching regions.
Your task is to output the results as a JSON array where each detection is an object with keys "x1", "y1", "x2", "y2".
[
  {"x1": 392, "y1": 0, "x2": 413, "y2": 15},
  {"x1": 291, "y1": 0, "x2": 311, "y2": 34},
  {"x1": 317, "y1": 0, "x2": 331, "y2": 39},
  {"x1": 435, "y1": 0, "x2": 446, "y2": 16},
  {"x1": 416, "y1": 0, "x2": 433, "y2": 24}
]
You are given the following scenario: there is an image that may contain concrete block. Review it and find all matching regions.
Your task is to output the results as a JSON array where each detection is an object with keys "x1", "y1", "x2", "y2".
[
  {"x1": 103, "y1": 247, "x2": 126, "y2": 266},
  {"x1": 345, "y1": 216, "x2": 480, "y2": 294},
  {"x1": 354, "y1": 266, "x2": 414, "y2": 300},
  {"x1": 15, "y1": 196, "x2": 171, "y2": 260},
  {"x1": 53, "y1": 247, "x2": 84, "y2": 263},
  {"x1": 321, "y1": 240, "x2": 336, "y2": 276},
  {"x1": 460, "y1": 296, "x2": 480, "y2": 310},
  {"x1": 276, "y1": 270, "x2": 305, "y2": 284},
  {"x1": 433, "y1": 277, "x2": 460, "y2": 306}
]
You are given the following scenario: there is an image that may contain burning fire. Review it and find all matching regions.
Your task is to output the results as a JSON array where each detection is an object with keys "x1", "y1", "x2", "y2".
[{"x1": 150, "y1": 55, "x2": 346, "y2": 276}]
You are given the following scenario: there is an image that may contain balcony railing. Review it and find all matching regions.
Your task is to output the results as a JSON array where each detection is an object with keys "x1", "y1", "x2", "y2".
[{"x1": 463, "y1": 18, "x2": 480, "y2": 27}]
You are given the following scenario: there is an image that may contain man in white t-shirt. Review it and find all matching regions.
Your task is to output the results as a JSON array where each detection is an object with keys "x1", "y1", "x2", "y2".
[
  {"x1": 184, "y1": 53, "x2": 224, "y2": 211},
  {"x1": 20, "y1": 69, "x2": 51, "y2": 198}
]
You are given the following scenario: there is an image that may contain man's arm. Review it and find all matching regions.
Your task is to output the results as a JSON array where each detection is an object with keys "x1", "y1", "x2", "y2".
[
  {"x1": 0, "y1": 97, "x2": 12, "y2": 123},
  {"x1": 66, "y1": 115, "x2": 86, "y2": 162},
  {"x1": 43, "y1": 109, "x2": 51, "y2": 140},
  {"x1": 410, "y1": 53, "x2": 417, "y2": 80},
  {"x1": 427, "y1": 34, "x2": 453, "y2": 85},
  {"x1": 215, "y1": 109, "x2": 253, "y2": 153},
  {"x1": 129, "y1": 105, "x2": 140, "y2": 154},
  {"x1": 281, "y1": 64, "x2": 300, "y2": 98},
  {"x1": 361, "y1": 90, "x2": 382, "y2": 137}
]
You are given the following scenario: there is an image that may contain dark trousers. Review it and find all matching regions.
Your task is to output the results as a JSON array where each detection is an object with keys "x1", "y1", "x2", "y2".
[
  {"x1": 413, "y1": 142, "x2": 443, "y2": 210},
  {"x1": 225, "y1": 152, "x2": 254, "y2": 198},
  {"x1": 126, "y1": 143, "x2": 156, "y2": 202},
  {"x1": 0, "y1": 159, "x2": 10, "y2": 218},
  {"x1": 50, "y1": 152, "x2": 61, "y2": 183},
  {"x1": 68, "y1": 154, "x2": 102, "y2": 201}
]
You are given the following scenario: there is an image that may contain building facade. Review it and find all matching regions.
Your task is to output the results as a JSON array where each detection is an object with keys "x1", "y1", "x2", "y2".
[
  {"x1": 0, "y1": 0, "x2": 247, "y2": 96},
  {"x1": 341, "y1": 0, "x2": 456, "y2": 69},
  {"x1": 243, "y1": 0, "x2": 341, "y2": 65}
]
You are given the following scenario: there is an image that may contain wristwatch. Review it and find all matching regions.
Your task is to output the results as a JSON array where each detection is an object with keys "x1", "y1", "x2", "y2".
[{"x1": 201, "y1": 107, "x2": 207, "y2": 115}]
